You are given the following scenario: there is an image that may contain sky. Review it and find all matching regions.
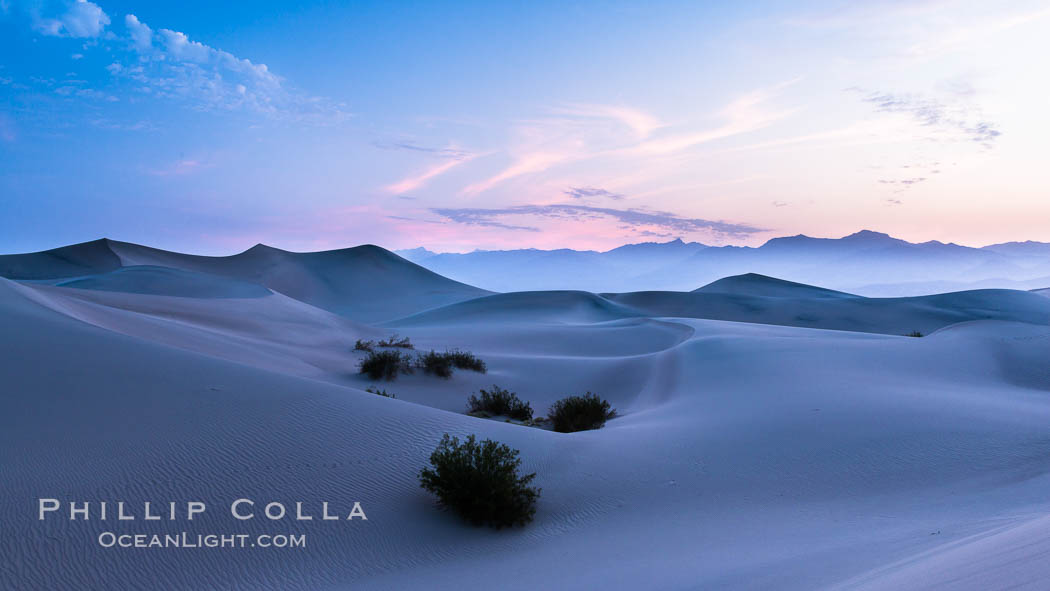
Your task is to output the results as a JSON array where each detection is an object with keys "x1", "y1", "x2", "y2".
[{"x1": 1, "y1": 0, "x2": 1049, "y2": 255}]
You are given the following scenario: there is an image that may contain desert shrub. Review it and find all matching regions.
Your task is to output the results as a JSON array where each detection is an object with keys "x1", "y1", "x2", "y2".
[
  {"x1": 366, "y1": 386, "x2": 395, "y2": 398},
  {"x1": 359, "y1": 350, "x2": 413, "y2": 381},
  {"x1": 905, "y1": 331, "x2": 923, "y2": 338},
  {"x1": 467, "y1": 386, "x2": 533, "y2": 421},
  {"x1": 354, "y1": 339, "x2": 375, "y2": 352},
  {"x1": 445, "y1": 349, "x2": 486, "y2": 373},
  {"x1": 419, "y1": 434, "x2": 540, "y2": 528},
  {"x1": 378, "y1": 334, "x2": 414, "y2": 349},
  {"x1": 548, "y1": 392, "x2": 616, "y2": 433},
  {"x1": 417, "y1": 350, "x2": 454, "y2": 378},
  {"x1": 416, "y1": 350, "x2": 486, "y2": 378}
]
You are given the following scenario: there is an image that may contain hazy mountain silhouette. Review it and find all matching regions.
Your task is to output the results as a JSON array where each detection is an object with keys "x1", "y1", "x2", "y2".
[{"x1": 398, "y1": 230, "x2": 1050, "y2": 295}]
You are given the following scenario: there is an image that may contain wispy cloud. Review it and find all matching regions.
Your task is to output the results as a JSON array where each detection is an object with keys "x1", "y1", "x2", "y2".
[
  {"x1": 54, "y1": 84, "x2": 117, "y2": 101},
  {"x1": 385, "y1": 155, "x2": 476, "y2": 194},
  {"x1": 430, "y1": 204, "x2": 764, "y2": 239},
  {"x1": 904, "y1": 5, "x2": 1050, "y2": 58},
  {"x1": 147, "y1": 158, "x2": 212, "y2": 177},
  {"x1": 462, "y1": 151, "x2": 566, "y2": 195},
  {"x1": 855, "y1": 89, "x2": 1001, "y2": 147},
  {"x1": 878, "y1": 176, "x2": 927, "y2": 186},
  {"x1": 89, "y1": 118, "x2": 157, "y2": 132},
  {"x1": 633, "y1": 82, "x2": 799, "y2": 155},
  {"x1": 563, "y1": 186, "x2": 624, "y2": 200},
  {"x1": 786, "y1": 2, "x2": 1050, "y2": 60},
  {"x1": 460, "y1": 82, "x2": 797, "y2": 196},
  {"x1": 550, "y1": 103, "x2": 663, "y2": 139},
  {"x1": 372, "y1": 140, "x2": 473, "y2": 160}
]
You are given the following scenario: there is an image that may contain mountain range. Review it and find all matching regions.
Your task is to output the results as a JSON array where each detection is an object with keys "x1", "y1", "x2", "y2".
[{"x1": 398, "y1": 230, "x2": 1050, "y2": 295}]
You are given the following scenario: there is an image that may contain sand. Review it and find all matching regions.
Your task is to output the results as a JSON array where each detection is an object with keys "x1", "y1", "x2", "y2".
[{"x1": 3, "y1": 241, "x2": 1050, "y2": 590}]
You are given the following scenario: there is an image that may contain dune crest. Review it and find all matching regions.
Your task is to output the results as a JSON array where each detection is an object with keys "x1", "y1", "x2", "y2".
[{"x1": 4, "y1": 240, "x2": 1050, "y2": 590}]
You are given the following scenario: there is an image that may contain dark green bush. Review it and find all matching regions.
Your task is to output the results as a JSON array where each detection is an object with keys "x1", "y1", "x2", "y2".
[
  {"x1": 418, "y1": 350, "x2": 454, "y2": 378},
  {"x1": 905, "y1": 331, "x2": 923, "y2": 338},
  {"x1": 416, "y1": 350, "x2": 486, "y2": 378},
  {"x1": 468, "y1": 386, "x2": 533, "y2": 421},
  {"x1": 359, "y1": 350, "x2": 413, "y2": 380},
  {"x1": 354, "y1": 339, "x2": 375, "y2": 352},
  {"x1": 419, "y1": 434, "x2": 540, "y2": 528},
  {"x1": 378, "y1": 334, "x2": 414, "y2": 348},
  {"x1": 548, "y1": 392, "x2": 616, "y2": 433},
  {"x1": 366, "y1": 386, "x2": 395, "y2": 398},
  {"x1": 446, "y1": 349, "x2": 486, "y2": 373}
]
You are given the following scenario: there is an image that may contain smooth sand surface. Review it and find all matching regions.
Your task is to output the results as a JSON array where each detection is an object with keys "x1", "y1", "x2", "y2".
[{"x1": 3, "y1": 243, "x2": 1050, "y2": 590}]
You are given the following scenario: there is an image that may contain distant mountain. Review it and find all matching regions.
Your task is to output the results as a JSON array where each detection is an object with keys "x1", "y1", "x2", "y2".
[
  {"x1": 7, "y1": 232, "x2": 1050, "y2": 301},
  {"x1": 983, "y1": 241, "x2": 1050, "y2": 257},
  {"x1": 397, "y1": 231, "x2": 1050, "y2": 296},
  {"x1": 396, "y1": 247, "x2": 438, "y2": 263},
  {"x1": 397, "y1": 238, "x2": 708, "y2": 292}
]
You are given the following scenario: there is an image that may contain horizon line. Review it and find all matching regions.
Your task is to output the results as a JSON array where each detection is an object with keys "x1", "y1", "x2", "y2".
[{"x1": 3, "y1": 229, "x2": 1049, "y2": 258}]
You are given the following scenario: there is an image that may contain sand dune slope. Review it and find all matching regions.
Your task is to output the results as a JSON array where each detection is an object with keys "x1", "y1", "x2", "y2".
[
  {"x1": 4, "y1": 267, "x2": 1050, "y2": 589},
  {"x1": 0, "y1": 240, "x2": 490, "y2": 322},
  {"x1": 391, "y1": 290, "x2": 641, "y2": 325},
  {"x1": 56, "y1": 265, "x2": 273, "y2": 299},
  {"x1": 106, "y1": 241, "x2": 491, "y2": 322},
  {"x1": 695, "y1": 272, "x2": 858, "y2": 298},
  {"x1": 0, "y1": 238, "x2": 123, "y2": 279},
  {"x1": 604, "y1": 273, "x2": 1050, "y2": 335}
]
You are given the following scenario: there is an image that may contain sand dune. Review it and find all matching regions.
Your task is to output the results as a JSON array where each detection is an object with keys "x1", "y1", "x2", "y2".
[
  {"x1": 397, "y1": 272, "x2": 1050, "y2": 336},
  {"x1": 0, "y1": 238, "x2": 123, "y2": 280},
  {"x1": 604, "y1": 274, "x2": 1050, "y2": 335},
  {"x1": 4, "y1": 241, "x2": 1050, "y2": 590},
  {"x1": 56, "y1": 265, "x2": 273, "y2": 299},
  {"x1": 0, "y1": 239, "x2": 489, "y2": 322},
  {"x1": 392, "y1": 289, "x2": 641, "y2": 325},
  {"x1": 695, "y1": 272, "x2": 857, "y2": 298}
]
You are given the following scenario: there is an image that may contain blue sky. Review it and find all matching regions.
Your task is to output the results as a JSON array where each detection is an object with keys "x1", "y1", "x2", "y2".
[{"x1": 2, "y1": 0, "x2": 1049, "y2": 254}]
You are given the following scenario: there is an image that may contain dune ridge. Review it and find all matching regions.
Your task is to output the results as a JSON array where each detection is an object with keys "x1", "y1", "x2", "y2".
[{"x1": 3, "y1": 241, "x2": 1050, "y2": 589}]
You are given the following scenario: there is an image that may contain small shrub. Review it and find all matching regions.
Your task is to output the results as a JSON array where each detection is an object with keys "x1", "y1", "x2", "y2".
[
  {"x1": 366, "y1": 386, "x2": 395, "y2": 398},
  {"x1": 415, "y1": 349, "x2": 486, "y2": 378},
  {"x1": 359, "y1": 350, "x2": 413, "y2": 381},
  {"x1": 419, "y1": 434, "x2": 540, "y2": 528},
  {"x1": 417, "y1": 350, "x2": 454, "y2": 378},
  {"x1": 468, "y1": 385, "x2": 533, "y2": 421},
  {"x1": 548, "y1": 392, "x2": 616, "y2": 433},
  {"x1": 354, "y1": 339, "x2": 375, "y2": 352},
  {"x1": 378, "y1": 334, "x2": 414, "y2": 349},
  {"x1": 905, "y1": 331, "x2": 923, "y2": 338},
  {"x1": 446, "y1": 349, "x2": 486, "y2": 373}
]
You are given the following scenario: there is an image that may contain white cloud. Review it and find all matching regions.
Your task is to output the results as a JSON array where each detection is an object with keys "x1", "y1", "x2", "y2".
[
  {"x1": 13, "y1": 2, "x2": 345, "y2": 123},
  {"x1": 34, "y1": 0, "x2": 109, "y2": 38},
  {"x1": 106, "y1": 13, "x2": 342, "y2": 121},
  {"x1": 158, "y1": 29, "x2": 211, "y2": 63},
  {"x1": 124, "y1": 14, "x2": 152, "y2": 51}
]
